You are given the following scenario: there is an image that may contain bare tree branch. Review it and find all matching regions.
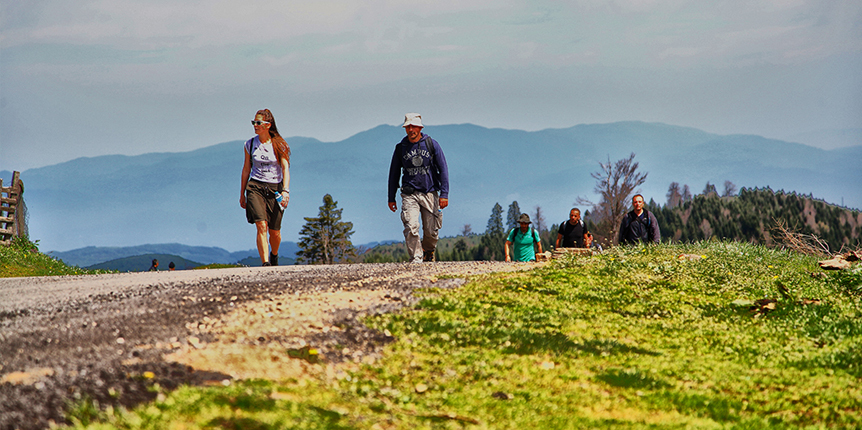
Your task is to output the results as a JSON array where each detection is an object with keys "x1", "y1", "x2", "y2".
[
  {"x1": 772, "y1": 218, "x2": 831, "y2": 257},
  {"x1": 576, "y1": 153, "x2": 648, "y2": 245}
]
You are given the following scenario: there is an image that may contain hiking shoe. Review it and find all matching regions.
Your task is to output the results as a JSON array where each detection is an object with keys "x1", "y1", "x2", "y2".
[
  {"x1": 270, "y1": 253, "x2": 279, "y2": 266},
  {"x1": 262, "y1": 261, "x2": 271, "y2": 267},
  {"x1": 423, "y1": 249, "x2": 435, "y2": 262}
]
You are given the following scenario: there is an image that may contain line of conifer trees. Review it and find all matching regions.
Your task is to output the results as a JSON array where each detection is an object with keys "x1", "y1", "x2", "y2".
[
  {"x1": 432, "y1": 187, "x2": 860, "y2": 261},
  {"x1": 314, "y1": 186, "x2": 860, "y2": 264},
  {"x1": 649, "y1": 187, "x2": 860, "y2": 249}
]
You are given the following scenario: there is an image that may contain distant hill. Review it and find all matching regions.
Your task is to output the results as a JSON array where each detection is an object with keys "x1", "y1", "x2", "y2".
[
  {"x1": 8, "y1": 121, "x2": 861, "y2": 253},
  {"x1": 647, "y1": 187, "x2": 862, "y2": 249},
  {"x1": 49, "y1": 242, "x2": 300, "y2": 268},
  {"x1": 85, "y1": 254, "x2": 203, "y2": 272}
]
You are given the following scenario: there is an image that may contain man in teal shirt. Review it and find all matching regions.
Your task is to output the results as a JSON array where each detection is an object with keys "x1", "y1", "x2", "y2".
[{"x1": 505, "y1": 214, "x2": 543, "y2": 262}]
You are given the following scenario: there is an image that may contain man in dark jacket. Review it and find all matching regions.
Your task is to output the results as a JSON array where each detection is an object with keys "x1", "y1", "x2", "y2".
[
  {"x1": 387, "y1": 113, "x2": 450, "y2": 263},
  {"x1": 618, "y1": 194, "x2": 660, "y2": 245}
]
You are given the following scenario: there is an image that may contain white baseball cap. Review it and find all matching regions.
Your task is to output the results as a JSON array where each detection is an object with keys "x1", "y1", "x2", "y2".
[{"x1": 402, "y1": 113, "x2": 423, "y2": 128}]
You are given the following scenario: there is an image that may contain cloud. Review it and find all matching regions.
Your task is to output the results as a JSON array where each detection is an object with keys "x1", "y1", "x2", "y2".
[
  {"x1": 1, "y1": 0, "x2": 860, "y2": 172},
  {"x1": 7, "y1": 0, "x2": 859, "y2": 73}
]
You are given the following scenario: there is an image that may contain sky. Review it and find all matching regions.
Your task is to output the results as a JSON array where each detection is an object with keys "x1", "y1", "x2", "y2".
[{"x1": 1, "y1": 0, "x2": 861, "y2": 173}]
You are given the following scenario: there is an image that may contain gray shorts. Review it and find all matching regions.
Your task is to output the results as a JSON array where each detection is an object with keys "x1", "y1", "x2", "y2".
[{"x1": 245, "y1": 180, "x2": 284, "y2": 230}]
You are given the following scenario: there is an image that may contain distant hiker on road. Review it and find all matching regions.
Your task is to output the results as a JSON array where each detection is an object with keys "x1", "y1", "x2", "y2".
[
  {"x1": 556, "y1": 208, "x2": 589, "y2": 249},
  {"x1": 240, "y1": 109, "x2": 291, "y2": 266},
  {"x1": 388, "y1": 113, "x2": 450, "y2": 263},
  {"x1": 148, "y1": 259, "x2": 159, "y2": 271},
  {"x1": 168, "y1": 261, "x2": 176, "y2": 271},
  {"x1": 618, "y1": 194, "x2": 660, "y2": 245},
  {"x1": 505, "y1": 214, "x2": 543, "y2": 262}
]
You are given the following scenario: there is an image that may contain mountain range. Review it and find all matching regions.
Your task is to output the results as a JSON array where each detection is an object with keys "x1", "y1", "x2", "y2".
[
  {"x1": 84, "y1": 253, "x2": 205, "y2": 272},
  {"x1": 3, "y1": 121, "x2": 860, "y2": 254},
  {"x1": 46, "y1": 242, "x2": 300, "y2": 268}
]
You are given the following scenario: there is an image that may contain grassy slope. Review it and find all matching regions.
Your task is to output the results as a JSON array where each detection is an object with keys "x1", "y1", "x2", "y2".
[
  {"x1": 54, "y1": 242, "x2": 862, "y2": 428},
  {"x1": 0, "y1": 237, "x2": 106, "y2": 277}
]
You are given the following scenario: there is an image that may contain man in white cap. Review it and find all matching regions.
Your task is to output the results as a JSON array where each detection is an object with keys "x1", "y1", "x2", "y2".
[{"x1": 388, "y1": 113, "x2": 450, "y2": 263}]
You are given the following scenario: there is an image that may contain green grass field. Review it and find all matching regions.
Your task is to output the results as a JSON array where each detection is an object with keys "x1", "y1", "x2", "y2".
[{"x1": 51, "y1": 241, "x2": 862, "y2": 428}]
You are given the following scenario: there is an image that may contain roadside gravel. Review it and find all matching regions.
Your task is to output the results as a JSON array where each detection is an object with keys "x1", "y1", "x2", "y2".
[{"x1": 0, "y1": 261, "x2": 538, "y2": 430}]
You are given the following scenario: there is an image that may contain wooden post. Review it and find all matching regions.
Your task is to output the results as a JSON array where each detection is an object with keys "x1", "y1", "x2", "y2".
[{"x1": 0, "y1": 171, "x2": 23, "y2": 246}]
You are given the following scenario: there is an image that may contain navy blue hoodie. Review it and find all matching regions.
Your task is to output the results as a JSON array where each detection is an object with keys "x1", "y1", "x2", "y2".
[{"x1": 388, "y1": 133, "x2": 449, "y2": 202}]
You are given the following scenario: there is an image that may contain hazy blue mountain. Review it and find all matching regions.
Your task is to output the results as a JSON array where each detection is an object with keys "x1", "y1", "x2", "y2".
[
  {"x1": 48, "y1": 242, "x2": 301, "y2": 268},
  {"x1": 85, "y1": 254, "x2": 204, "y2": 272},
  {"x1": 10, "y1": 121, "x2": 861, "y2": 253}
]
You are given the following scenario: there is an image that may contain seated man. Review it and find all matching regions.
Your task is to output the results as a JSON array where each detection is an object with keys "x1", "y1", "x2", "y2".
[
  {"x1": 505, "y1": 214, "x2": 543, "y2": 262},
  {"x1": 556, "y1": 208, "x2": 589, "y2": 248}
]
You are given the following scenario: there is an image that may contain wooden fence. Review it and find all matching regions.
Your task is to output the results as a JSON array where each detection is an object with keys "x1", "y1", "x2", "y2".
[{"x1": 0, "y1": 171, "x2": 25, "y2": 245}]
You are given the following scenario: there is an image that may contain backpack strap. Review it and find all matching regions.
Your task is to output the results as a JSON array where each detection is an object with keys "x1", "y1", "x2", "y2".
[
  {"x1": 245, "y1": 138, "x2": 255, "y2": 163},
  {"x1": 630, "y1": 210, "x2": 654, "y2": 241},
  {"x1": 426, "y1": 135, "x2": 436, "y2": 161},
  {"x1": 634, "y1": 210, "x2": 651, "y2": 227},
  {"x1": 425, "y1": 135, "x2": 439, "y2": 188}
]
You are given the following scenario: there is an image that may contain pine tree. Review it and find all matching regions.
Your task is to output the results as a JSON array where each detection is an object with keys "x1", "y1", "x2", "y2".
[
  {"x1": 486, "y1": 203, "x2": 504, "y2": 236},
  {"x1": 583, "y1": 210, "x2": 597, "y2": 232},
  {"x1": 506, "y1": 201, "x2": 521, "y2": 231},
  {"x1": 478, "y1": 203, "x2": 505, "y2": 261},
  {"x1": 703, "y1": 182, "x2": 718, "y2": 197},
  {"x1": 296, "y1": 194, "x2": 356, "y2": 264}
]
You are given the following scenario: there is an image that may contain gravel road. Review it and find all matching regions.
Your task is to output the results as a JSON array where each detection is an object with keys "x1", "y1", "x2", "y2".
[{"x1": 0, "y1": 261, "x2": 534, "y2": 430}]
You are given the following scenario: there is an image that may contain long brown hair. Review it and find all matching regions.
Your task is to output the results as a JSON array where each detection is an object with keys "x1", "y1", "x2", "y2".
[{"x1": 256, "y1": 109, "x2": 291, "y2": 166}]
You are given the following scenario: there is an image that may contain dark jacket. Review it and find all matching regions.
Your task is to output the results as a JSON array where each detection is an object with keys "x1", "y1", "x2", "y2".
[
  {"x1": 387, "y1": 133, "x2": 449, "y2": 202},
  {"x1": 618, "y1": 210, "x2": 660, "y2": 245}
]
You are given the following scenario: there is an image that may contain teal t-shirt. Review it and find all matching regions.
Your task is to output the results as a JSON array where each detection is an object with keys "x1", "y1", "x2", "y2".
[{"x1": 507, "y1": 227, "x2": 539, "y2": 262}]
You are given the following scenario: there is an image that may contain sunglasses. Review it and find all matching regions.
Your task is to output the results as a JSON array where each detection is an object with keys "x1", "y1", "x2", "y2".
[{"x1": 251, "y1": 120, "x2": 270, "y2": 126}]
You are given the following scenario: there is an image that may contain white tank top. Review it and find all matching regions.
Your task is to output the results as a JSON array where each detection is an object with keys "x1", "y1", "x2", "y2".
[{"x1": 245, "y1": 136, "x2": 283, "y2": 184}]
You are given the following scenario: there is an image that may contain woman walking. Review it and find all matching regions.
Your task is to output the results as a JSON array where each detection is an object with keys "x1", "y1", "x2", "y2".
[{"x1": 240, "y1": 109, "x2": 291, "y2": 266}]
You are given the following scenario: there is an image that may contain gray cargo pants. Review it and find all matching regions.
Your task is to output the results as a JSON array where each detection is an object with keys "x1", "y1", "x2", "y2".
[{"x1": 401, "y1": 191, "x2": 442, "y2": 263}]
